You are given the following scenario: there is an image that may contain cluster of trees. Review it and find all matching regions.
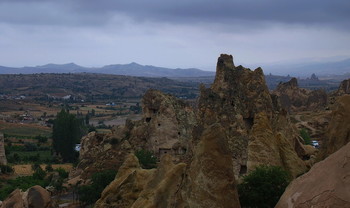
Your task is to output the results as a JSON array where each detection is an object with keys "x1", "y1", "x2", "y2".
[{"x1": 52, "y1": 109, "x2": 84, "y2": 162}]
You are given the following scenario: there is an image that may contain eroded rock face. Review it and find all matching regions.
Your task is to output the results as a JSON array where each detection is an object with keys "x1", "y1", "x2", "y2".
[
  {"x1": 276, "y1": 142, "x2": 350, "y2": 208},
  {"x1": 95, "y1": 154, "x2": 187, "y2": 208},
  {"x1": 319, "y1": 95, "x2": 350, "y2": 159},
  {"x1": 182, "y1": 124, "x2": 241, "y2": 208},
  {"x1": 95, "y1": 124, "x2": 241, "y2": 208},
  {"x1": 1, "y1": 185, "x2": 54, "y2": 208},
  {"x1": 197, "y1": 54, "x2": 307, "y2": 178},
  {"x1": 74, "y1": 131, "x2": 133, "y2": 179},
  {"x1": 336, "y1": 79, "x2": 350, "y2": 95},
  {"x1": 75, "y1": 90, "x2": 195, "y2": 179},
  {"x1": 273, "y1": 78, "x2": 328, "y2": 112}
]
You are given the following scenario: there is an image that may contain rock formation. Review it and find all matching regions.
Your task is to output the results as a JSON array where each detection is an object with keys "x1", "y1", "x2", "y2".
[
  {"x1": 74, "y1": 89, "x2": 196, "y2": 179},
  {"x1": 335, "y1": 78, "x2": 350, "y2": 95},
  {"x1": 95, "y1": 124, "x2": 241, "y2": 208},
  {"x1": 273, "y1": 78, "x2": 328, "y2": 112},
  {"x1": 318, "y1": 95, "x2": 350, "y2": 159},
  {"x1": 276, "y1": 141, "x2": 350, "y2": 208},
  {"x1": 0, "y1": 185, "x2": 54, "y2": 208},
  {"x1": 0, "y1": 132, "x2": 7, "y2": 165},
  {"x1": 197, "y1": 54, "x2": 307, "y2": 178}
]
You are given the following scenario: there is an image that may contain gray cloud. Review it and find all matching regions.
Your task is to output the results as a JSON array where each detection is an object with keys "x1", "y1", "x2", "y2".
[{"x1": 1, "y1": 0, "x2": 349, "y2": 29}]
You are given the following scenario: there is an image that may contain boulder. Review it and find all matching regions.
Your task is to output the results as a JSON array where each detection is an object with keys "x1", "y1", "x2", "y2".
[
  {"x1": 276, "y1": 142, "x2": 350, "y2": 208},
  {"x1": 1, "y1": 185, "x2": 54, "y2": 208}
]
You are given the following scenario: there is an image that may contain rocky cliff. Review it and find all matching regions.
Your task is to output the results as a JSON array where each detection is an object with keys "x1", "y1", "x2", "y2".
[
  {"x1": 276, "y1": 141, "x2": 350, "y2": 208},
  {"x1": 335, "y1": 78, "x2": 350, "y2": 95},
  {"x1": 197, "y1": 54, "x2": 307, "y2": 178},
  {"x1": 318, "y1": 95, "x2": 350, "y2": 160},
  {"x1": 273, "y1": 78, "x2": 328, "y2": 112}
]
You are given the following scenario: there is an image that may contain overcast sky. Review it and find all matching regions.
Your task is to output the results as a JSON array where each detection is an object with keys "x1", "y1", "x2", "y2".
[{"x1": 0, "y1": 0, "x2": 350, "y2": 72}]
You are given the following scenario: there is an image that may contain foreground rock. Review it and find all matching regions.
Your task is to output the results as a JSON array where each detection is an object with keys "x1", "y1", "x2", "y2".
[
  {"x1": 1, "y1": 185, "x2": 54, "y2": 208},
  {"x1": 276, "y1": 141, "x2": 350, "y2": 208},
  {"x1": 95, "y1": 124, "x2": 241, "y2": 208},
  {"x1": 319, "y1": 95, "x2": 350, "y2": 160},
  {"x1": 273, "y1": 78, "x2": 328, "y2": 112}
]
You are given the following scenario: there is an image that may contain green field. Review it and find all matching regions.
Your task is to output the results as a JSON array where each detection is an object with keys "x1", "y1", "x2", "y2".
[{"x1": 0, "y1": 122, "x2": 52, "y2": 138}]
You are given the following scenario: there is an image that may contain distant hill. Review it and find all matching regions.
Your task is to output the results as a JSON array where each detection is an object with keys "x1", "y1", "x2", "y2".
[
  {"x1": 265, "y1": 58, "x2": 350, "y2": 77},
  {"x1": 0, "y1": 62, "x2": 215, "y2": 77}
]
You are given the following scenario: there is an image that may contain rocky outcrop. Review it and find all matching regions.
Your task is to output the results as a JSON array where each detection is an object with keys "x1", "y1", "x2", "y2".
[
  {"x1": 273, "y1": 78, "x2": 328, "y2": 112},
  {"x1": 1, "y1": 185, "x2": 54, "y2": 208},
  {"x1": 95, "y1": 124, "x2": 241, "y2": 208},
  {"x1": 74, "y1": 89, "x2": 196, "y2": 179},
  {"x1": 335, "y1": 78, "x2": 350, "y2": 95},
  {"x1": 95, "y1": 154, "x2": 187, "y2": 208},
  {"x1": 197, "y1": 54, "x2": 307, "y2": 178},
  {"x1": 276, "y1": 141, "x2": 350, "y2": 208},
  {"x1": 130, "y1": 89, "x2": 196, "y2": 160},
  {"x1": 73, "y1": 131, "x2": 133, "y2": 179},
  {"x1": 0, "y1": 132, "x2": 7, "y2": 165},
  {"x1": 182, "y1": 124, "x2": 241, "y2": 208},
  {"x1": 319, "y1": 95, "x2": 350, "y2": 159}
]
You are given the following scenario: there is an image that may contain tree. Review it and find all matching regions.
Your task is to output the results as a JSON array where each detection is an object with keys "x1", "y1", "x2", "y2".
[
  {"x1": 135, "y1": 149, "x2": 157, "y2": 169},
  {"x1": 52, "y1": 109, "x2": 81, "y2": 162},
  {"x1": 300, "y1": 128, "x2": 311, "y2": 145},
  {"x1": 238, "y1": 165, "x2": 290, "y2": 208}
]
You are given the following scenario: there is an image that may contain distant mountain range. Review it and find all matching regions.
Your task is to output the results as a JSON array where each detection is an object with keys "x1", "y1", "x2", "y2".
[
  {"x1": 0, "y1": 62, "x2": 215, "y2": 77},
  {"x1": 264, "y1": 58, "x2": 350, "y2": 77}
]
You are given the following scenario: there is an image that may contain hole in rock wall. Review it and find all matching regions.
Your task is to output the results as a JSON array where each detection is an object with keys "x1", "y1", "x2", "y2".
[
  {"x1": 244, "y1": 117, "x2": 254, "y2": 129},
  {"x1": 239, "y1": 165, "x2": 247, "y2": 175},
  {"x1": 146, "y1": 117, "x2": 151, "y2": 122}
]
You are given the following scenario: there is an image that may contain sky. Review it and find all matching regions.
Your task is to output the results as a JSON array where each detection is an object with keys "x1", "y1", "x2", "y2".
[{"x1": 0, "y1": 0, "x2": 350, "y2": 72}]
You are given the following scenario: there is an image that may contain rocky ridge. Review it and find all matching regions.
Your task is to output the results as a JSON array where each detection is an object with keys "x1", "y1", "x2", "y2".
[{"x1": 272, "y1": 78, "x2": 328, "y2": 112}]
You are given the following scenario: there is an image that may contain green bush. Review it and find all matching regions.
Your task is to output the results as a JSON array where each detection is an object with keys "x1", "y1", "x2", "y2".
[
  {"x1": 238, "y1": 165, "x2": 290, "y2": 208},
  {"x1": 55, "y1": 168, "x2": 69, "y2": 179},
  {"x1": 78, "y1": 169, "x2": 117, "y2": 206},
  {"x1": 300, "y1": 128, "x2": 311, "y2": 145},
  {"x1": 0, "y1": 165, "x2": 13, "y2": 174},
  {"x1": 135, "y1": 149, "x2": 157, "y2": 169}
]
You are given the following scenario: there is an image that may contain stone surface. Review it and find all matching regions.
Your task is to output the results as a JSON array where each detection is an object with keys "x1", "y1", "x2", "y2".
[
  {"x1": 197, "y1": 54, "x2": 307, "y2": 178},
  {"x1": 335, "y1": 79, "x2": 350, "y2": 95},
  {"x1": 273, "y1": 78, "x2": 328, "y2": 112},
  {"x1": 95, "y1": 153, "x2": 187, "y2": 208},
  {"x1": 1, "y1": 185, "x2": 54, "y2": 208},
  {"x1": 319, "y1": 95, "x2": 350, "y2": 159},
  {"x1": 182, "y1": 124, "x2": 241, "y2": 208},
  {"x1": 276, "y1": 142, "x2": 350, "y2": 208},
  {"x1": 0, "y1": 132, "x2": 7, "y2": 165}
]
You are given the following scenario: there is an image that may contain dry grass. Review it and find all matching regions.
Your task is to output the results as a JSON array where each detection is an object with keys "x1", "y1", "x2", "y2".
[{"x1": 12, "y1": 163, "x2": 73, "y2": 176}]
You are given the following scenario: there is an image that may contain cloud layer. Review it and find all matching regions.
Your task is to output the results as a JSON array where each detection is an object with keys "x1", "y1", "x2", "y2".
[{"x1": 0, "y1": 0, "x2": 349, "y2": 72}]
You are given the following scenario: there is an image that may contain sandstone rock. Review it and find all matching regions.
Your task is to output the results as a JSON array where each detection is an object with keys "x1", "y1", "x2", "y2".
[
  {"x1": 273, "y1": 78, "x2": 328, "y2": 112},
  {"x1": 182, "y1": 124, "x2": 241, "y2": 208},
  {"x1": 276, "y1": 142, "x2": 350, "y2": 208},
  {"x1": 1, "y1": 185, "x2": 54, "y2": 208},
  {"x1": 319, "y1": 95, "x2": 350, "y2": 159},
  {"x1": 335, "y1": 78, "x2": 350, "y2": 95},
  {"x1": 95, "y1": 153, "x2": 187, "y2": 208},
  {"x1": 197, "y1": 54, "x2": 307, "y2": 178}
]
